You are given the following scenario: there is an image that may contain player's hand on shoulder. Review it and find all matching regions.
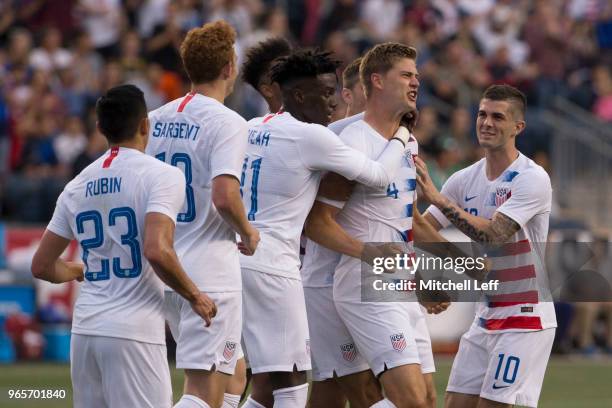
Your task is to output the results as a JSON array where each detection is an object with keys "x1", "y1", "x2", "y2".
[
  {"x1": 237, "y1": 227, "x2": 260, "y2": 256},
  {"x1": 400, "y1": 109, "x2": 419, "y2": 133},
  {"x1": 190, "y1": 292, "x2": 217, "y2": 327},
  {"x1": 415, "y1": 156, "x2": 441, "y2": 204}
]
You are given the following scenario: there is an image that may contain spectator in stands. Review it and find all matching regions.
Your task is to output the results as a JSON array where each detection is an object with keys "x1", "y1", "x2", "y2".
[
  {"x1": 592, "y1": 64, "x2": 612, "y2": 121},
  {"x1": 29, "y1": 27, "x2": 72, "y2": 72}
]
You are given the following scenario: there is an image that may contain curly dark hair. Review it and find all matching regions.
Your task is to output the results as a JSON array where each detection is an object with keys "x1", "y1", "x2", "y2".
[
  {"x1": 241, "y1": 37, "x2": 291, "y2": 90},
  {"x1": 271, "y1": 49, "x2": 341, "y2": 89}
]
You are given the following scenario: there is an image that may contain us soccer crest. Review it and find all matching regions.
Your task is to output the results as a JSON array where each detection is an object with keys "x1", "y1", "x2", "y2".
[
  {"x1": 223, "y1": 341, "x2": 237, "y2": 361},
  {"x1": 340, "y1": 342, "x2": 357, "y2": 362},
  {"x1": 495, "y1": 186, "x2": 512, "y2": 207},
  {"x1": 403, "y1": 149, "x2": 415, "y2": 168},
  {"x1": 390, "y1": 333, "x2": 406, "y2": 351}
]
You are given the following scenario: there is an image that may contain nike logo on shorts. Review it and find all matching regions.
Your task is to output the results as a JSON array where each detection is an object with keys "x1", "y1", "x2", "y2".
[{"x1": 492, "y1": 384, "x2": 510, "y2": 389}]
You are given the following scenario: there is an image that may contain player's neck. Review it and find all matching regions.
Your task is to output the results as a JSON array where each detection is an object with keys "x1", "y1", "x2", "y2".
[
  {"x1": 346, "y1": 106, "x2": 360, "y2": 117},
  {"x1": 363, "y1": 101, "x2": 402, "y2": 139},
  {"x1": 110, "y1": 137, "x2": 146, "y2": 153},
  {"x1": 191, "y1": 82, "x2": 226, "y2": 104},
  {"x1": 484, "y1": 146, "x2": 519, "y2": 180}
]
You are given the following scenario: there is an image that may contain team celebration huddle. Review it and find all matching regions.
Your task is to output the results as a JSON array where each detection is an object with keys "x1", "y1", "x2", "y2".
[{"x1": 31, "y1": 18, "x2": 554, "y2": 408}]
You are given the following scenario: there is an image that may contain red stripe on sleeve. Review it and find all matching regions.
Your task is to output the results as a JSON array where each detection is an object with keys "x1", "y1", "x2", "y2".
[
  {"x1": 177, "y1": 92, "x2": 196, "y2": 112},
  {"x1": 102, "y1": 146, "x2": 120, "y2": 168}
]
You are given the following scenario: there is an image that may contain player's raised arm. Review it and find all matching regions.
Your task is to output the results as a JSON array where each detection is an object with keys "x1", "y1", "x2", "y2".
[{"x1": 301, "y1": 125, "x2": 411, "y2": 188}]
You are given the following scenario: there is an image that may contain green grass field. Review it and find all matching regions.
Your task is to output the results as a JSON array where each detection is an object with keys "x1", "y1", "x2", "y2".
[{"x1": 0, "y1": 356, "x2": 611, "y2": 407}]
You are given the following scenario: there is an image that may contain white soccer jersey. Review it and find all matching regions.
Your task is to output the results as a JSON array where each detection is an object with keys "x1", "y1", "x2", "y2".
[
  {"x1": 47, "y1": 147, "x2": 185, "y2": 345},
  {"x1": 427, "y1": 153, "x2": 556, "y2": 333},
  {"x1": 327, "y1": 112, "x2": 365, "y2": 135},
  {"x1": 301, "y1": 112, "x2": 365, "y2": 288},
  {"x1": 333, "y1": 120, "x2": 419, "y2": 301},
  {"x1": 239, "y1": 111, "x2": 406, "y2": 279},
  {"x1": 147, "y1": 92, "x2": 248, "y2": 292}
]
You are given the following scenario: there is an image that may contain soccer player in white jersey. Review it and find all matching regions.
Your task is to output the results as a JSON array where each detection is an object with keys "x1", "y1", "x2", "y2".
[
  {"x1": 146, "y1": 21, "x2": 260, "y2": 408},
  {"x1": 239, "y1": 49, "x2": 412, "y2": 408},
  {"x1": 31, "y1": 85, "x2": 216, "y2": 408},
  {"x1": 417, "y1": 84, "x2": 556, "y2": 408},
  {"x1": 223, "y1": 36, "x2": 293, "y2": 407},
  {"x1": 302, "y1": 56, "x2": 369, "y2": 408},
  {"x1": 304, "y1": 43, "x2": 449, "y2": 408}
]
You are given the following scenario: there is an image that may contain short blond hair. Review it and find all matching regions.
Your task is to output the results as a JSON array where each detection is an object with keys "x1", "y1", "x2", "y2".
[
  {"x1": 360, "y1": 42, "x2": 417, "y2": 98},
  {"x1": 180, "y1": 20, "x2": 236, "y2": 84}
]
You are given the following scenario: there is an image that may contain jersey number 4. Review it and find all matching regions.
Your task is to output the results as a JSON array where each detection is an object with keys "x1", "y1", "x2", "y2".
[
  {"x1": 76, "y1": 208, "x2": 141, "y2": 281},
  {"x1": 155, "y1": 152, "x2": 196, "y2": 222}
]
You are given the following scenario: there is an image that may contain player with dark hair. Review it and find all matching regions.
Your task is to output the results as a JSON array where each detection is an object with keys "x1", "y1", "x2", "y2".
[
  {"x1": 417, "y1": 84, "x2": 555, "y2": 408},
  {"x1": 242, "y1": 37, "x2": 292, "y2": 113},
  {"x1": 239, "y1": 48, "x2": 413, "y2": 408},
  {"x1": 147, "y1": 20, "x2": 260, "y2": 408},
  {"x1": 31, "y1": 84, "x2": 215, "y2": 408},
  {"x1": 230, "y1": 36, "x2": 294, "y2": 408}
]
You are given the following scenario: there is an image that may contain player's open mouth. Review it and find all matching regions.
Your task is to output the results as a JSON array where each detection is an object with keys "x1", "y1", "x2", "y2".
[{"x1": 408, "y1": 91, "x2": 417, "y2": 101}]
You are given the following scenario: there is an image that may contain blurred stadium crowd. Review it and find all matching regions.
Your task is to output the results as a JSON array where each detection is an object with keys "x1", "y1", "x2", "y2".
[
  {"x1": 0, "y1": 0, "x2": 611, "y2": 358},
  {"x1": 0, "y1": 0, "x2": 611, "y2": 223}
]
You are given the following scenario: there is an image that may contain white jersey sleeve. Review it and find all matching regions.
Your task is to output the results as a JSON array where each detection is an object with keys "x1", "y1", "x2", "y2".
[
  {"x1": 210, "y1": 119, "x2": 248, "y2": 180},
  {"x1": 426, "y1": 170, "x2": 465, "y2": 228},
  {"x1": 145, "y1": 166, "x2": 186, "y2": 223},
  {"x1": 496, "y1": 170, "x2": 552, "y2": 229},
  {"x1": 47, "y1": 191, "x2": 74, "y2": 240},
  {"x1": 298, "y1": 124, "x2": 404, "y2": 188}
]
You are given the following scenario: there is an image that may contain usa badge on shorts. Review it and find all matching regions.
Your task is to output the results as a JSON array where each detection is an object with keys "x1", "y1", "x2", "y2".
[
  {"x1": 340, "y1": 343, "x2": 357, "y2": 362},
  {"x1": 223, "y1": 341, "x2": 237, "y2": 361},
  {"x1": 495, "y1": 187, "x2": 512, "y2": 207},
  {"x1": 390, "y1": 333, "x2": 406, "y2": 352}
]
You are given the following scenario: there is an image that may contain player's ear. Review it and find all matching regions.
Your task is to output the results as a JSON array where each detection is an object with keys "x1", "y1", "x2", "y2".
[
  {"x1": 140, "y1": 117, "x2": 149, "y2": 136},
  {"x1": 293, "y1": 87, "x2": 305, "y2": 104},
  {"x1": 515, "y1": 120, "x2": 526, "y2": 137},
  {"x1": 260, "y1": 83, "x2": 273, "y2": 100},
  {"x1": 341, "y1": 88, "x2": 352, "y2": 106},
  {"x1": 222, "y1": 60, "x2": 233, "y2": 80},
  {"x1": 370, "y1": 73, "x2": 384, "y2": 92}
]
